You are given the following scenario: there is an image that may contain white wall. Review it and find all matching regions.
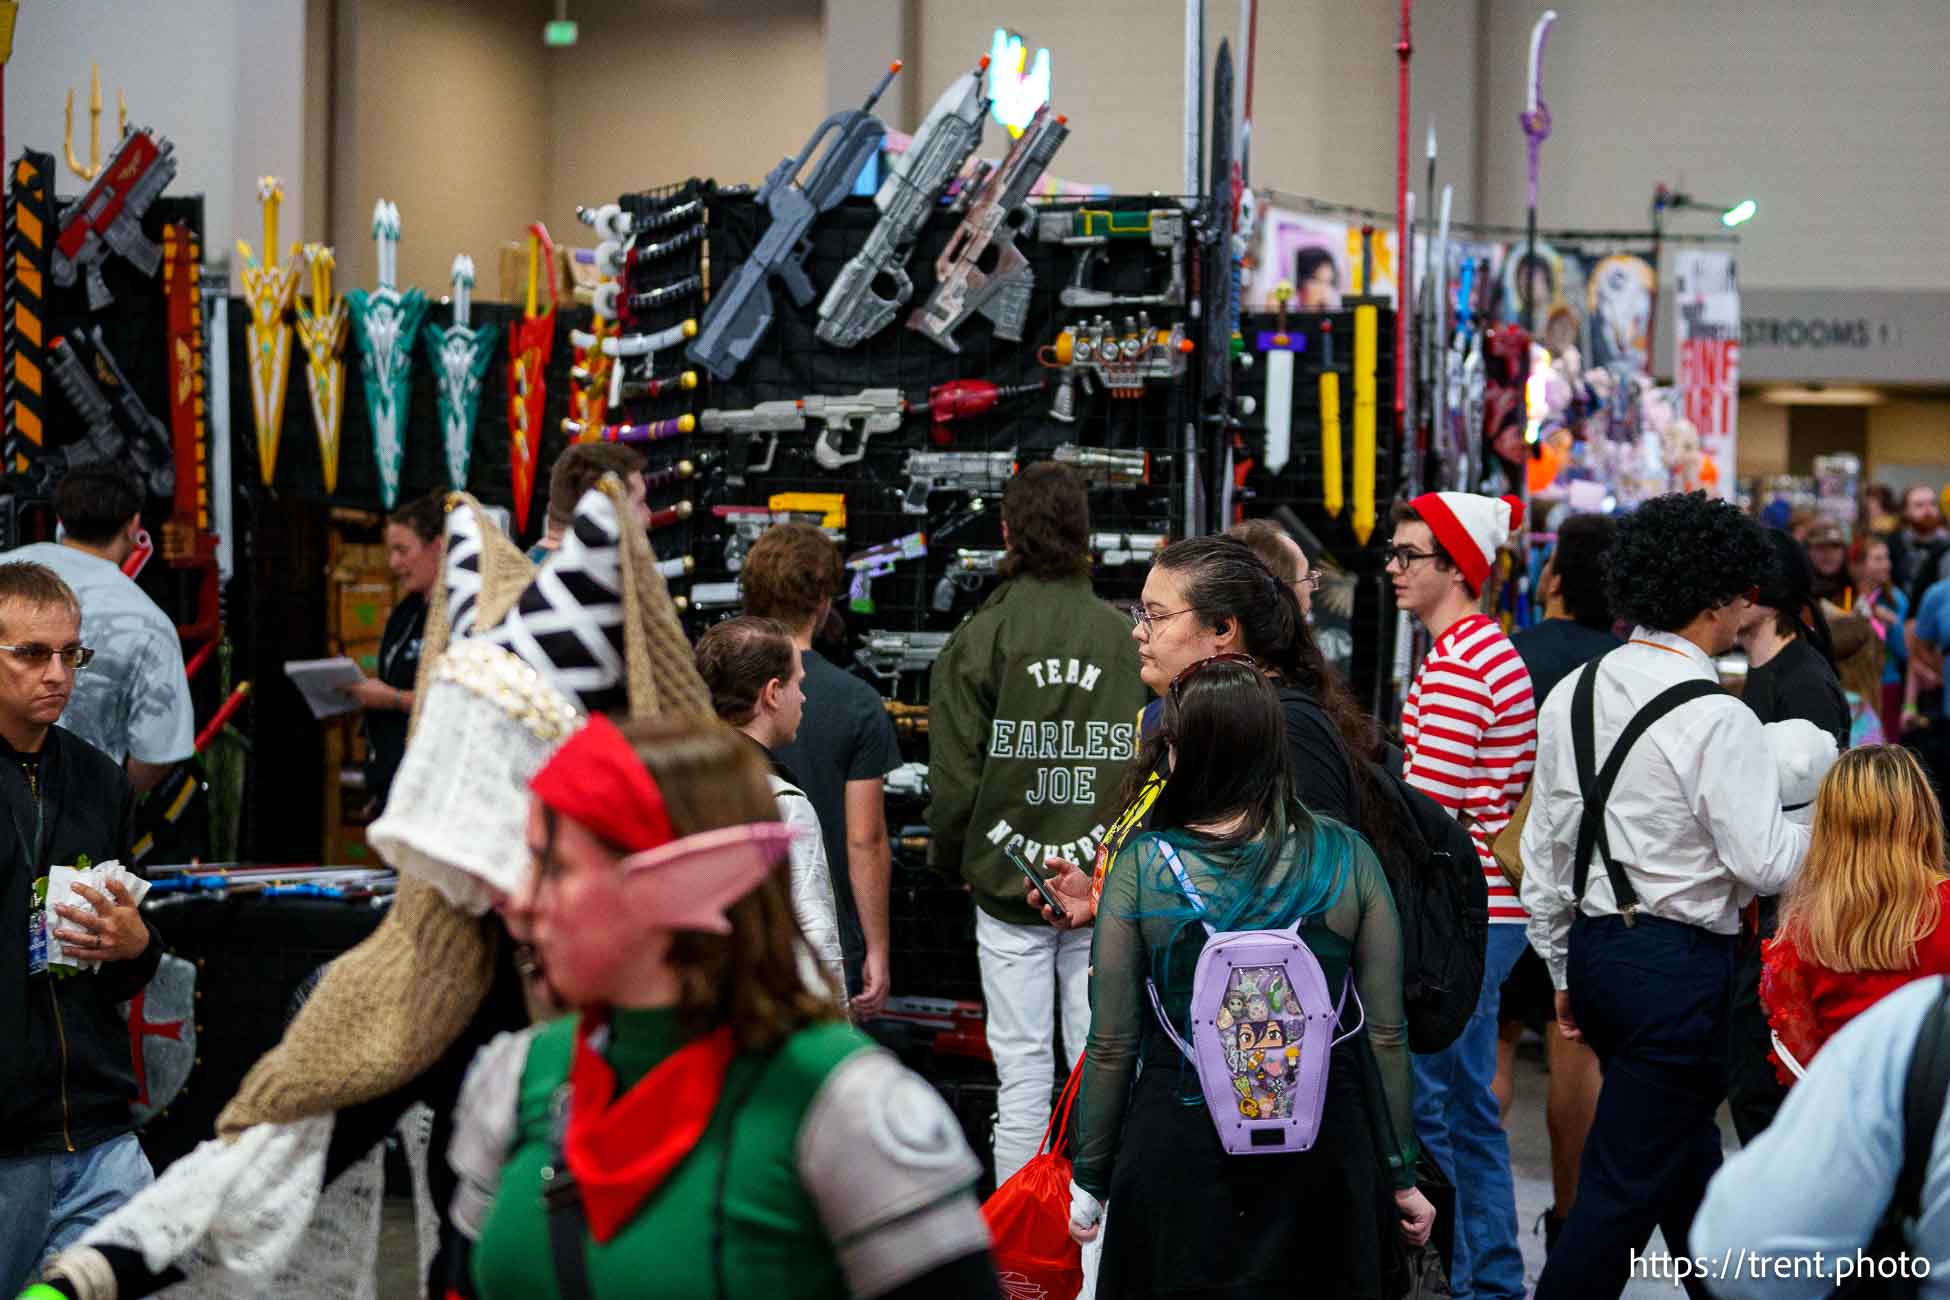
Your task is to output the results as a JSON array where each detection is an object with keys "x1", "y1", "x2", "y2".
[
  {"x1": 1476, "y1": 0, "x2": 1950, "y2": 290},
  {"x1": 5, "y1": 0, "x2": 309, "y2": 287}
]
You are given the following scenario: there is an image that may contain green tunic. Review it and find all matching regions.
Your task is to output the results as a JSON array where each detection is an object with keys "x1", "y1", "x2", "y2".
[{"x1": 472, "y1": 1010, "x2": 871, "y2": 1300}]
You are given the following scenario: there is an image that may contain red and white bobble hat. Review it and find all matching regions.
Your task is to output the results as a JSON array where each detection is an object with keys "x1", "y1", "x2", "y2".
[{"x1": 1408, "y1": 491, "x2": 1525, "y2": 595}]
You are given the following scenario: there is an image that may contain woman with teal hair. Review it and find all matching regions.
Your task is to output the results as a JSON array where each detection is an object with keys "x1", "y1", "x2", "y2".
[{"x1": 1067, "y1": 657, "x2": 1430, "y2": 1298}]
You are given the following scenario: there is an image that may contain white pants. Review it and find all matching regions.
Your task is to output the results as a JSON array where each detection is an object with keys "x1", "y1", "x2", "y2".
[{"x1": 975, "y1": 907, "x2": 1093, "y2": 1186}]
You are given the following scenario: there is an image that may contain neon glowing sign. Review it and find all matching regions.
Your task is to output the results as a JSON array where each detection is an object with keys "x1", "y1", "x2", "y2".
[{"x1": 988, "y1": 28, "x2": 1051, "y2": 138}]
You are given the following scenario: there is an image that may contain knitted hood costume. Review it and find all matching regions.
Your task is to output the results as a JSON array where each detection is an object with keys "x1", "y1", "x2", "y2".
[{"x1": 35, "y1": 477, "x2": 713, "y2": 1300}]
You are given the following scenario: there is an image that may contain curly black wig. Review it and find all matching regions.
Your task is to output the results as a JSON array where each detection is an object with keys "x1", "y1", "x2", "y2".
[{"x1": 1605, "y1": 492, "x2": 1777, "y2": 633}]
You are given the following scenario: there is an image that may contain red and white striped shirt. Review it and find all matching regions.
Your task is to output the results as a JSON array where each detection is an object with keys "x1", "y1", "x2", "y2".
[{"x1": 1402, "y1": 613, "x2": 1538, "y2": 924}]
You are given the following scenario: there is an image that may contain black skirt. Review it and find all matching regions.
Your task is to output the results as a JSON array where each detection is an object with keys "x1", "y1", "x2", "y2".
[{"x1": 1098, "y1": 1039, "x2": 1392, "y2": 1299}]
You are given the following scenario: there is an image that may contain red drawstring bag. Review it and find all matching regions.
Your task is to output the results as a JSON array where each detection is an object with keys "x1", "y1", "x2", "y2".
[{"x1": 981, "y1": 1053, "x2": 1086, "y2": 1300}]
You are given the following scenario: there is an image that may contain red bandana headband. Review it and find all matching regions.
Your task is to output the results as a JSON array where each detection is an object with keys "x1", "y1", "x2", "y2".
[{"x1": 529, "y1": 714, "x2": 793, "y2": 934}]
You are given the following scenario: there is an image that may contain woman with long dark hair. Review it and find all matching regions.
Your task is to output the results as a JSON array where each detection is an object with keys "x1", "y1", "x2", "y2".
[{"x1": 1067, "y1": 659, "x2": 1431, "y2": 1296}]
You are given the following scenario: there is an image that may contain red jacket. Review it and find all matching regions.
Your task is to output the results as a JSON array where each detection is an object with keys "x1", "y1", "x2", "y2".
[{"x1": 1763, "y1": 877, "x2": 1950, "y2": 1084}]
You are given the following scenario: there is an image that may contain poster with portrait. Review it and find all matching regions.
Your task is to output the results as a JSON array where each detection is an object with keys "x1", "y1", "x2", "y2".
[
  {"x1": 1672, "y1": 248, "x2": 1740, "y2": 499},
  {"x1": 1247, "y1": 206, "x2": 1348, "y2": 310},
  {"x1": 1498, "y1": 240, "x2": 1588, "y2": 337},
  {"x1": 1582, "y1": 252, "x2": 1657, "y2": 375}
]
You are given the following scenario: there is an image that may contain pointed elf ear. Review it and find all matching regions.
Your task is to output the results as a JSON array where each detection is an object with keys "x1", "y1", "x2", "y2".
[{"x1": 619, "y1": 824, "x2": 796, "y2": 934}]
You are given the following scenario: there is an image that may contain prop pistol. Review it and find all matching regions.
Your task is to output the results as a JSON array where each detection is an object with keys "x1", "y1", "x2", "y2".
[
  {"x1": 902, "y1": 448, "x2": 1015, "y2": 514},
  {"x1": 844, "y1": 531, "x2": 927, "y2": 614},
  {"x1": 855, "y1": 631, "x2": 951, "y2": 684}
]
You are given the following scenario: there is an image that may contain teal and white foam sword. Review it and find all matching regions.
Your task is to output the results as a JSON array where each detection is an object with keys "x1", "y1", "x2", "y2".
[
  {"x1": 423, "y1": 254, "x2": 497, "y2": 491},
  {"x1": 345, "y1": 199, "x2": 428, "y2": 507}
]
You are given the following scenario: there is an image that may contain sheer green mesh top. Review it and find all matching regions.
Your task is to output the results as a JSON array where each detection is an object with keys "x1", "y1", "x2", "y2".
[{"x1": 1072, "y1": 820, "x2": 1418, "y2": 1197}]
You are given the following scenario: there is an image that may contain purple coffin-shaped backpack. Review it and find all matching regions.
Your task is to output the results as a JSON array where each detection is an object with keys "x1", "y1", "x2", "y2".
[{"x1": 1145, "y1": 840, "x2": 1365, "y2": 1157}]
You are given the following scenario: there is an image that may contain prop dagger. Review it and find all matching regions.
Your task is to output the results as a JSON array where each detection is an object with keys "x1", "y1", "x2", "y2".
[
  {"x1": 293, "y1": 244, "x2": 350, "y2": 494},
  {"x1": 346, "y1": 199, "x2": 428, "y2": 508},
  {"x1": 235, "y1": 177, "x2": 299, "y2": 486},
  {"x1": 508, "y1": 222, "x2": 559, "y2": 534},
  {"x1": 424, "y1": 253, "x2": 497, "y2": 491}
]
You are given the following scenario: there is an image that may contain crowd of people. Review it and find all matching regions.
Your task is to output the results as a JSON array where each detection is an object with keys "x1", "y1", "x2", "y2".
[{"x1": 7, "y1": 456, "x2": 1950, "y2": 1300}]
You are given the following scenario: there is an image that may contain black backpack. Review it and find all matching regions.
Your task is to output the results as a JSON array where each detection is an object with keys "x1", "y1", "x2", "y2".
[{"x1": 1363, "y1": 757, "x2": 1489, "y2": 1054}]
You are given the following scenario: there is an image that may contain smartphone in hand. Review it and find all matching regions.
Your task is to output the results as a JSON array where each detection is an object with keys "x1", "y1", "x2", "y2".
[{"x1": 1004, "y1": 842, "x2": 1068, "y2": 923}]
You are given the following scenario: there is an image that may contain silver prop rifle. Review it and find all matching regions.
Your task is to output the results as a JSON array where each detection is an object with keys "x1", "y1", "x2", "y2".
[
  {"x1": 44, "y1": 328, "x2": 174, "y2": 498},
  {"x1": 1091, "y1": 531, "x2": 1167, "y2": 567},
  {"x1": 932, "y1": 547, "x2": 1004, "y2": 611},
  {"x1": 687, "y1": 62, "x2": 901, "y2": 380},
  {"x1": 1053, "y1": 443, "x2": 1148, "y2": 488},
  {"x1": 806, "y1": 389, "x2": 906, "y2": 470},
  {"x1": 817, "y1": 55, "x2": 991, "y2": 349},
  {"x1": 902, "y1": 448, "x2": 1016, "y2": 514},
  {"x1": 907, "y1": 103, "x2": 1069, "y2": 353},
  {"x1": 855, "y1": 631, "x2": 950, "y2": 684},
  {"x1": 674, "y1": 580, "x2": 742, "y2": 615},
  {"x1": 52, "y1": 125, "x2": 176, "y2": 309},
  {"x1": 697, "y1": 401, "x2": 804, "y2": 485},
  {"x1": 1035, "y1": 207, "x2": 1188, "y2": 310},
  {"x1": 1038, "y1": 314, "x2": 1194, "y2": 423}
]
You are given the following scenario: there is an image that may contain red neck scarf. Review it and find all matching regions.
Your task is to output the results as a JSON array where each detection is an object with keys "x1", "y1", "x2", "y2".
[{"x1": 563, "y1": 1015, "x2": 739, "y2": 1242}]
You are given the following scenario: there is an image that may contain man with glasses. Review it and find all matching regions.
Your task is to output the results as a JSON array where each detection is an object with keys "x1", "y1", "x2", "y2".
[
  {"x1": 1227, "y1": 517, "x2": 1322, "y2": 615},
  {"x1": 0, "y1": 561, "x2": 159, "y2": 1293},
  {"x1": 927, "y1": 462, "x2": 1145, "y2": 1186},
  {"x1": 10, "y1": 467, "x2": 194, "y2": 794},
  {"x1": 1388, "y1": 491, "x2": 1537, "y2": 1300}
]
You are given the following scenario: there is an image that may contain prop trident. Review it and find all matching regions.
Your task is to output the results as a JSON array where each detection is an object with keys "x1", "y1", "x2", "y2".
[
  {"x1": 293, "y1": 245, "x2": 349, "y2": 494},
  {"x1": 424, "y1": 254, "x2": 497, "y2": 491},
  {"x1": 235, "y1": 177, "x2": 300, "y2": 485},
  {"x1": 507, "y1": 223, "x2": 559, "y2": 534},
  {"x1": 63, "y1": 62, "x2": 127, "y2": 182},
  {"x1": 346, "y1": 200, "x2": 428, "y2": 508},
  {"x1": 1520, "y1": 10, "x2": 1557, "y2": 334}
]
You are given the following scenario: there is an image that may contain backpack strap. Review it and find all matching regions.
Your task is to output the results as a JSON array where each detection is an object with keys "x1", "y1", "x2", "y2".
[
  {"x1": 1894, "y1": 981, "x2": 1950, "y2": 1221},
  {"x1": 1157, "y1": 840, "x2": 1217, "y2": 937},
  {"x1": 1570, "y1": 653, "x2": 1725, "y2": 925}
]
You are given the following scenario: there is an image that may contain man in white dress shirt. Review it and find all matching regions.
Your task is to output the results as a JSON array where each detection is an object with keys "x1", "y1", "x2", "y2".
[{"x1": 1520, "y1": 492, "x2": 1812, "y2": 1300}]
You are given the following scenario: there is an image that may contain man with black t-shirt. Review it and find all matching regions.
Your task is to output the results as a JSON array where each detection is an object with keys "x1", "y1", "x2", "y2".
[
  {"x1": 1727, "y1": 528, "x2": 1849, "y2": 1146},
  {"x1": 0, "y1": 563, "x2": 158, "y2": 1293}
]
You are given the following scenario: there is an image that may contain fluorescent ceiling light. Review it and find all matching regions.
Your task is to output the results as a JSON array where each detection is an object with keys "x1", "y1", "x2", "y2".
[
  {"x1": 1758, "y1": 386, "x2": 1885, "y2": 406},
  {"x1": 1721, "y1": 199, "x2": 1757, "y2": 227}
]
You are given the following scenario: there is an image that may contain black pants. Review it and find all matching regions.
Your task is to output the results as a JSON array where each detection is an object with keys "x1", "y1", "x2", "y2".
[
  {"x1": 1534, "y1": 913, "x2": 1734, "y2": 1300},
  {"x1": 1726, "y1": 900, "x2": 1787, "y2": 1144}
]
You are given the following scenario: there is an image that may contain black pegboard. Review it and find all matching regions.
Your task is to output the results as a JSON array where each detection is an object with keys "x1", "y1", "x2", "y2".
[{"x1": 1228, "y1": 302, "x2": 1402, "y2": 717}]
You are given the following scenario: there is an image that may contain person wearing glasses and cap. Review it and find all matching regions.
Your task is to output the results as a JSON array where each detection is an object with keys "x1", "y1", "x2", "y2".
[
  {"x1": 0, "y1": 561, "x2": 159, "y2": 1295},
  {"x1": 8, "y1": 468, "x2": 193, "y2": 797},
  {"x1": 1387, "y1": 490, "x2": 1537, "y2": 1300}
]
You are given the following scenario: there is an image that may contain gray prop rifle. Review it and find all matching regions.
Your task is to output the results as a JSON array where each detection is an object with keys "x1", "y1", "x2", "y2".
[
  {"x1": 1035, "y1": 207, "x2": 1188, "y2": 311},
  {"x1": 1052, "y1": 443, "x2": 1148, "y2": 488},
  {"x1": 855, "y1": 631, "x2": 950, "y2": 684},
  {"x1": 932, "y1": 547, "x2": 1003, "y2": 611},
  {"x1": 1092, "y1": 531, "x2": 1168, "y2": 568},
  {"x1": 902, "y1": 448, "x2": 1015, "y2": 514},
  {"x1": 675, "y1": 581, "x2": 742, "y2": 615},
  {"x1": 907, "y1": 103, "x2": 1069, "y2": 354},
  {"x1": 45, "y1": 328, "x2": 175, "y2": 499},
  {"x1": 687, "y1": 62, "x2": 901, "y2": 381},
  {"x1": 817, "y1": 56, "x2": 991, "y2": 349},
  {"x1": 698, "y1": 400, "x2": 804, "y2": 485}
]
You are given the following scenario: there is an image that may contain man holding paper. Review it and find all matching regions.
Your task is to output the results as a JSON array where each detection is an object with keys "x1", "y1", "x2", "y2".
[{"x1": 0, "y1": 562, "x2": 157, "y2": 1295}]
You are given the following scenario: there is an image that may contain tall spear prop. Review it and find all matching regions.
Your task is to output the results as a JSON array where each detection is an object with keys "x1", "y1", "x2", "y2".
[
  {"x1": 508, "y1": 223, "x2": 559, "y2": 535},
  {"x1": 1394, "y1": 0, "x2": 1413, "y2": 458},
  {"x1": 1520, "y1": 10, "x2": 1557, "y2": 334}
]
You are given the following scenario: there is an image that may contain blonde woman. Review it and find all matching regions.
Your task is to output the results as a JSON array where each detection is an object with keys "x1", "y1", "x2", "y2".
[{"x1": 1762, "y1": 745, "x2": 1950, "y2": 1082}]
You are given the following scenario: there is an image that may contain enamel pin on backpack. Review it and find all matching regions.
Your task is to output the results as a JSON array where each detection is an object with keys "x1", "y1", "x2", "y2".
[{"x1": 1146, "y1": 840, "x2": 1363, "y2": 1155}]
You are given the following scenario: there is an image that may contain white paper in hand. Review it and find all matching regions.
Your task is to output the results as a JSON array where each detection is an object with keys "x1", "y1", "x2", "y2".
[{"x1": 284, "y1": 657, "x2": 368, "y2": 720}]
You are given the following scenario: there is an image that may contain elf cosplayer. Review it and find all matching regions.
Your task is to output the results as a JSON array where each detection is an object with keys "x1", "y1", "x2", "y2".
[{"x1": 445, "y1": 713, "x2": 997, "y2": 1300}]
